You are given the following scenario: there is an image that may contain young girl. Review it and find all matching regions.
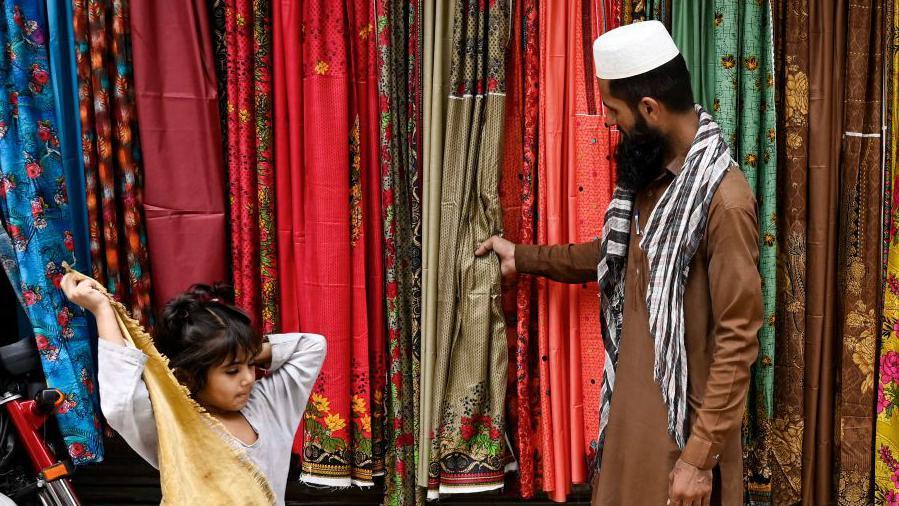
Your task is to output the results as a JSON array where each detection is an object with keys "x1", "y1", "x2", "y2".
[{"x1": 60, "y1": 274, "x2": 326, "y2": 506}]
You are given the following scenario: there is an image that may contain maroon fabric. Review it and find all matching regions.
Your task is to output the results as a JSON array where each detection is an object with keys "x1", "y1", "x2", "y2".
[{"x1": 128, "y1": 0, "x2": 228, "y2": 307}]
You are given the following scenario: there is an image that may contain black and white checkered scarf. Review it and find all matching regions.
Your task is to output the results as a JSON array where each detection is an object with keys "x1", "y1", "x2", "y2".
[{"x1": 593, "y1": 106, "x2": 732, "y2": 469}]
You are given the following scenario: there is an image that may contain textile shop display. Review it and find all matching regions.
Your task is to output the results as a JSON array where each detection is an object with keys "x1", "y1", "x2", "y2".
[
  {"x1": 532, "y1": 1, "x2": 615, "y2": 501},
  {"x1": 0, "y1": 0, "x2": 104, "y2": 464},
  {"x1": 13, "y1": 0, "x2": 899, "y2": 504},
  {"x1": 223, "y1": 0, "x2": 279, "y2": 333},
  {"x1": 496, "y1": 0, "x2": 537, "y2": 497},
  {"x1": 670, "y1": 0, "x2": 714, "y2": 112},
  {"x1": 834, "y1": 1, "x2": 882, "y2": 503},
  {"x1": 710, "y1": 1, "x2": 778, "y2": 501},
  {"x1": 877, "y1": 2, "x2": 899, "y2": 502},
  {"x1": 273, "y1": 0, "x2": 383, "y2": 488},
  {"x1": 73, "y1": 0, "x2": 153, "y2": 327},
  {"x1": 418, "y1": 0, "x2": 451, "y2": 490},
  {"x1": 426, "y1": 0, "x2": 509, "y2": 496},
  {"x1": 46, "y1": 0, "x2": 89, "y2": 277},
  {"x1": 374, "y1": 0, "x2": 423, "y2": 502},
  {"x1": 770, "y1": 0, "x2": 810, "y2": 501},
  {"x1": 128, "y1": 0, "x2": 228, "y2": 307}
]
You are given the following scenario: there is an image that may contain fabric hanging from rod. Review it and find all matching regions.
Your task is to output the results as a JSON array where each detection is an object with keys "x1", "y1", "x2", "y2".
[
  {"x1": 207, "y1": 0, "x2": 229, "y2": 170},
  {"x1": 801, "y1": 0, "x2": 845, "y2": 503},
  {"x1": 273, "y1": 0, "x2": 379, "y2": 487},
  {"x1": 128, "y1": 0, "x2": 228, "y2": 307},
  {"x1": 497, "y1": 0, "x2": 538, "y2": 497},
  {"x1": 627, "y1": 0, "x2": 669, "y2": 26},
  {"x1": 72, "y1": 0, "x2": 153, "y2": 327},
  {"x1": 375, "y1": 0, "x2": 423, "y2": 502},
  {"x1": 419, "y1": 0, "x2": 452, "y2": 491},
  {"x1": 711, "y1": 1, "x2": 778, "y2": 502},
  {"x1": 834, "y1": 1, "x2": 882, "y2": 503},
  {"x1": 348, "y1": 0, "x2": 388, "y2": 488},
  {"x1": 533, "y1": 1, "x2": 615, "y2": 501},
  {"x1": 47, "y1": 0, "x2": 90, "y2": 278},
  {"x1": 426, "y1": 0, "x2": 509, "y2": 496},
  {"x1": 771, "y1": 0, "x2": 809, "y2": 502},
  {"x1": 876, "y1": 1, "x2": 899, "y2": 502},
  {"x1": 223, "y1": 0, "x2": 279, "y2": 332},
  {"x1": 670, "y1": 0, "x2": 715, "y2": 113},
  {"x1": 0, "y1": 0, "x2": 104, "y2": 464}
]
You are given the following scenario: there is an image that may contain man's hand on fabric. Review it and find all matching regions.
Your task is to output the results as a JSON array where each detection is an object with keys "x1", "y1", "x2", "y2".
[
  {"x1": 667, "y1": 458, "x2": 712, "y2": 506},
  {"x1": 475, "y1": 235, "x2": 517, "y2": 278}
]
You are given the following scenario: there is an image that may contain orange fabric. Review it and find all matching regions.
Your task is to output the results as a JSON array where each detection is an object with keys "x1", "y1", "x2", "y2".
[{"x1": 535, "y1": 0, "x2": 614, "y2": 501}]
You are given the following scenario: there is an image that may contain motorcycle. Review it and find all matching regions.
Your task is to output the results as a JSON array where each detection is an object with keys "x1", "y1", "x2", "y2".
[{"x1": 0, "y1": 334, "x2": 80, "y2": 505}]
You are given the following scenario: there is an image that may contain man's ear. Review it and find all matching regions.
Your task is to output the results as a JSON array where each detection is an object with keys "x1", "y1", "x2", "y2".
[{"x1": 639, "y1": 96, "x2": 662, "y2": 123}]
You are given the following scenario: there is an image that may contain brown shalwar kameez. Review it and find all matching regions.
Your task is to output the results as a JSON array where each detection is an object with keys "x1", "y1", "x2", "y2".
[{"x1": 516, "y1": 167, "x2": 762, "y2": 505}]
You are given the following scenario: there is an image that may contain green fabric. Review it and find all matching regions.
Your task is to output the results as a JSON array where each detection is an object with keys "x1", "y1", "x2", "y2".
[
  {"x1": 712, "y1": 1, "x2": 777, "y2": 504},
  {"x1": 671, "y1": 0, "x2": 715, "y2": 112}
]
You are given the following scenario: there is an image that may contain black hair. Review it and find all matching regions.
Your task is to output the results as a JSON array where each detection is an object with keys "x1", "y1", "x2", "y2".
[
  {"x1": 607, "y1": 53, "x2": 695, "y2": 113},
  {"x1": 155, "y1": 283, "x2": 261, "y2": 394}
]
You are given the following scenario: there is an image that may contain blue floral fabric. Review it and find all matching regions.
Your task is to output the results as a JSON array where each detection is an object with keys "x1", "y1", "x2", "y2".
[{"x1": 0, "y1": 0, "x2": 103, "y2": 465}]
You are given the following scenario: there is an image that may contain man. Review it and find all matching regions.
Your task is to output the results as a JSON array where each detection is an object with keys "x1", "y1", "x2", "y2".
[{"x1": 476, "y1": 21, "x2": 761, "y2": 506}]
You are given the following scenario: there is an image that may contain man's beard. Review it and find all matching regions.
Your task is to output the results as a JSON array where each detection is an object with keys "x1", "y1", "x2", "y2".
[{"x1": 614, "y1": 115, "x2": 669, "y2": 193}]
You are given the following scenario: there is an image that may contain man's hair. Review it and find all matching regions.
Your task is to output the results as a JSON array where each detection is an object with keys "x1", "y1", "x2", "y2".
[{"x1": 608, "y1": 53, "x2": 695, "y2": 113}]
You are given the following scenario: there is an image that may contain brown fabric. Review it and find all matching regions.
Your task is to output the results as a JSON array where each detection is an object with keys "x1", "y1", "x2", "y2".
[
  {"x1": 771, "y1": 0, "x2": 810, "y2": 503},
  {"x1": 803, "y1": 0, "x2": 846, "y2": 503},
  {"x1": 517, "y1": 168, "x2": 762, "y2": 504},
  {"x1": 835, "y1": 2, "x2": 882, "y2": 504}
]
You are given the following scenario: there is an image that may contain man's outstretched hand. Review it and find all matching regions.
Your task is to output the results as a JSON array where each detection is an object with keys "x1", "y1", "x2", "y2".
[{"x1": 475, "y1": 235, "x2": 517, "y2": 279}]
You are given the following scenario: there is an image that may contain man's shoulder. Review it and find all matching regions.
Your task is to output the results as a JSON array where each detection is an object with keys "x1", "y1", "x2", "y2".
[{"x1": 711, "y1": 164, "x2": 757, "y2": 214}]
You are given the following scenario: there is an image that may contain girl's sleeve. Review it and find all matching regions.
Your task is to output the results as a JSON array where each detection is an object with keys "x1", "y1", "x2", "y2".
[
  {"x1": 252, "y1": 333, "x2": 327, "y2": 434},
  {"x1": 98, "y1": 339, "x2": 159, "y2": 469}
]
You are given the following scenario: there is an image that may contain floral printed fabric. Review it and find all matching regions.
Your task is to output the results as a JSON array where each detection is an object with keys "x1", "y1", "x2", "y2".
[
  {"x1": 770, "y1": 0, "x2": 808, "y2": 502},
  {"x1": 0, "y1": 0, "x2": 103, "y2": 464},
  {"x1": 425, "y1": 0, "x2": 509, "y2": 497},
  {"x1": 877, "y1": 2, "x2": 899, "y2": 504},
  {"x1": 224, "y1": 0, "x2": 278, "y2": 333},
  {"x1": 73, "y1": 0, "x2": 153, "y2": 327},
  {"x1": 272, "y1": 0, "x2": 381, "y2": 487},
  {"x1": 835, "y1": 2, "x2": 882, "y2": 504},
  {"x1": 375, "y1": 0, "x2": 423, "y2": 502},
  {"x1": 712, "y1": 1, "x2": 777, "y2": 502}
]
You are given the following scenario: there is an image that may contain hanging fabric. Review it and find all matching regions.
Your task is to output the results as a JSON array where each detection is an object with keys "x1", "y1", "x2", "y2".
[
  {"x1": 208, "y1": 0, "x2": 229, "y2": 167},
  {"x1": 834, "y1": 1, "x2": 882, "y2": 503},
  {"x1": 348, "y1": 0, "x2": 388, "y2": 484},
  {"x1": 770, "y1": 0, "x2": 809, "y2": 502},
  {"x1": 273, "y1": 0, "x2": 379, "y2": 487},
  {"x1": 375, "y1": 0, "x2": 424, "y2": 502},
  {"x1": 799, "y1": 0, "x2": 845, "y2": 503},
  {"x1": 628, "y1": 0, "x2": 669, "y2": 25},
  {"x1": 0, "y1": 0, "x2": 104, "y2": 464},
  {"x1": 533, "y1": 1, "x2": 615, "y2": 501},
  {"x1": 223, "y1": 0, "x2": 279, "y2": 332},
  {"x1": 877, "y1": 1, "x2": 899, "y2": 502},
  {"x1": 670, "y1": 1, "x2": 715, "y2": 112},
  {"x1": 128, "y1": 0, "x2": 228, "y2": 307},
  {"x1": 419, "y1": 0, "x2": 452, "y2": 490},
  {"x1": 711, "y1": 1, "x2": 778, "y2": 502},
  {"x1": 496, "y1": 0, "x2": 537, "y2": 497},
  {"x1": 426, "y1": 0, "x2": 509, "y2": 496},
  {"x1": 73, "y1": 0, "x2": 153, "y2": 327},
  {"x1": 47, "y1": 0, "x2": 90, "y2": 277}
]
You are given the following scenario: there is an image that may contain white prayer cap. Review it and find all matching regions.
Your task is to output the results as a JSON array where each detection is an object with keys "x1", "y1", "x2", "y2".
[{"x1": 592, "y1": 20, "x2": 680, "y2": 80}]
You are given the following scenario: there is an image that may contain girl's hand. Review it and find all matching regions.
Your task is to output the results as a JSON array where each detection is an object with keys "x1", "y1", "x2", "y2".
[{"x1": 60, "y1": 274, "x2": 109, "y2": 315}]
